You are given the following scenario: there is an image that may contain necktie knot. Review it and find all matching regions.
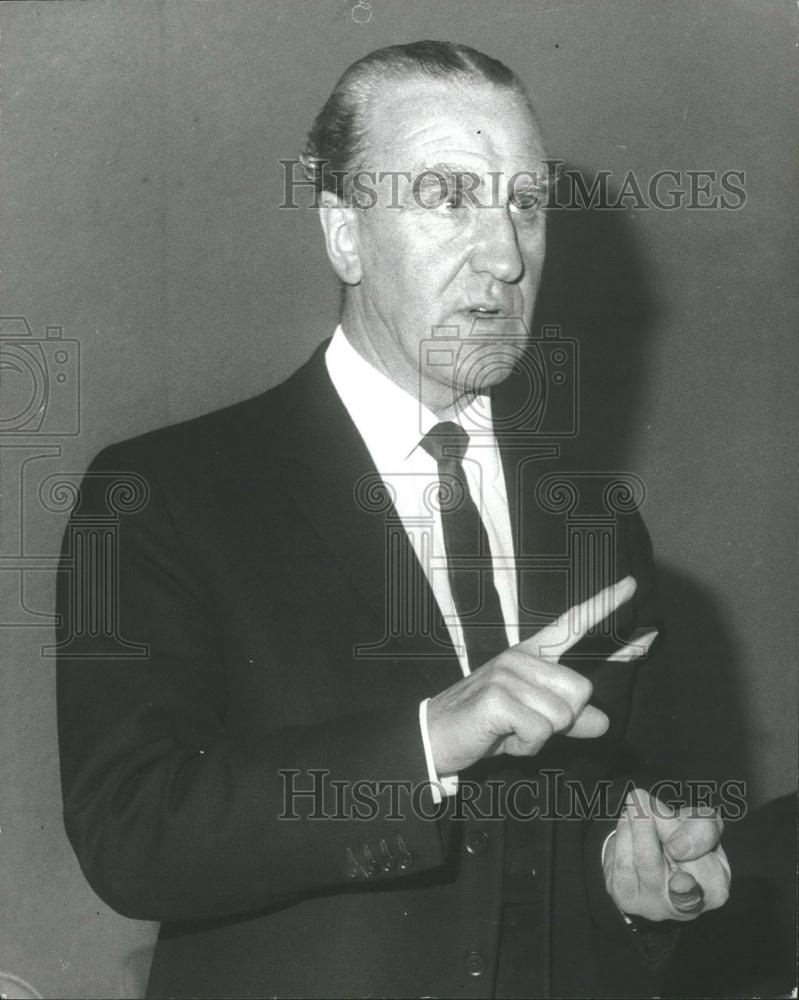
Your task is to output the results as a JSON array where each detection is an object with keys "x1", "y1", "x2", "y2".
[{"x1": 420, "y1": 421, "x2": 469, "y2": 465}]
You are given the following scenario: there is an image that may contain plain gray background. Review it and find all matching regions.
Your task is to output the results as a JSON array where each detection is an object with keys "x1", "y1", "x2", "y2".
[{"x1": 0, "y1": 1, "x2": 796, "y2": 996}]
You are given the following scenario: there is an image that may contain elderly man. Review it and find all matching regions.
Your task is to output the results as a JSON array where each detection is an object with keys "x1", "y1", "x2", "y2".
[{"x1": 57, "y1": 41, "x2": 729, "y2": 999}]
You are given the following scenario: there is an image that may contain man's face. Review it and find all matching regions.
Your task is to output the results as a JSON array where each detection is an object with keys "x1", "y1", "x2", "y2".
[{"x1": 344, "y1": 76, "x2": 548, "y2": 412}]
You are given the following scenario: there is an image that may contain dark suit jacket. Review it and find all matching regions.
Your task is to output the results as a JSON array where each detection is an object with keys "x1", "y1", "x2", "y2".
[{"x1": 56, "y1": 341, "x2": 671, "y2": 998}]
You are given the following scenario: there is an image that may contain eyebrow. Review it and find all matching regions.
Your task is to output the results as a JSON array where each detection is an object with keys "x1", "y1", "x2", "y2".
[{"x1": 415, "y1": 162, "x2": 553, "y2": 192}]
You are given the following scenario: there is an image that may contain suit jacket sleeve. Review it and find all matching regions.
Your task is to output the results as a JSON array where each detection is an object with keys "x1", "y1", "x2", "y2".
[{"x1": 56, "y1": 442, "x2": 448, "y2": 923}]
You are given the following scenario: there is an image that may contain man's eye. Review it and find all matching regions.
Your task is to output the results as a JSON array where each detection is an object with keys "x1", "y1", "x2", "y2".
[
  {"x1": 443, "y1": 192, "x2": 465, "y2": 210},
  {"x1": 512, "y1": 193, "x2": 542, "y2": 211}
]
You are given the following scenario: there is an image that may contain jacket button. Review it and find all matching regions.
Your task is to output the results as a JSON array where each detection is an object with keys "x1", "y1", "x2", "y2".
[
  {"x1": 465, "y1": 951, "x2": 485, "y2": 977},
  {"x1": 465, "y1": 830, "x2": 489, "y2": 856}
]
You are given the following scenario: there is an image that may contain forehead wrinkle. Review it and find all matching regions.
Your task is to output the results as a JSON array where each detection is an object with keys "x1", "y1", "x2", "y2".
[
  {"x1": 364, "y1": 83, "x2": 547, "y2": 194},
  {"x1": 407, "y1": 124, "x2": 545, "y2": 172},
  {"x1": 384, "y1": 125, "x2": 500, "y2": 166},
  {"x1": 415, "y1": 160, "x2": 484, "y2": 176},
  {"x1": 408, "y1": 119, "x2": 504, "y2": 154}
]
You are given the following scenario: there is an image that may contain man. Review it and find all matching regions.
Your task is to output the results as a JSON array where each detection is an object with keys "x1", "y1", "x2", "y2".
[{"x1": 57, "y1": 41, "x2": 730, "y2": 998}]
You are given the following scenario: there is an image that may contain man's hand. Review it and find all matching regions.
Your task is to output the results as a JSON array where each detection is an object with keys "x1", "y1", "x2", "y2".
[
  {"x1": 426, "y1": 575, "x2": 655, "y2": 775},
  {"x1": 604, "y1": 788, "x2": 731, "y2": 922}
]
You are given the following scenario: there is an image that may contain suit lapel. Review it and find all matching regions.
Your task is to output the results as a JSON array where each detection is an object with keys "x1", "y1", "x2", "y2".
[
  {"x1": 268, "y1": 343, "x2": 462, "y2": 693},
  {"x1": 266, "y1": 346, "x2": 575, "y2": 688}
]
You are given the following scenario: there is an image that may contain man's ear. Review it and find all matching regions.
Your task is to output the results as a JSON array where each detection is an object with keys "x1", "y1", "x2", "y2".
[{"x1": 318, "y1": 192, "x2": 362, "y2": 285}]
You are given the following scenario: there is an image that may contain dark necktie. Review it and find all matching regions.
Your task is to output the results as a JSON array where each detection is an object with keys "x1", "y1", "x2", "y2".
[{"x1": 420, "y1": 421, "x2": 508, "y2": 671}]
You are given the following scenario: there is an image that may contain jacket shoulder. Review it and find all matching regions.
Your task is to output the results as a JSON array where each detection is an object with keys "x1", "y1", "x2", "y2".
[{"x1": 88, "y1": 343, "x2": 328, "y2": 474}]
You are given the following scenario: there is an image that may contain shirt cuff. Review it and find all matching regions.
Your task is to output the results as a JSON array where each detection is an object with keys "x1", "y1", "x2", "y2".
[{"x1": 419, "y1": 698, "x2": 459, "y2": 804}]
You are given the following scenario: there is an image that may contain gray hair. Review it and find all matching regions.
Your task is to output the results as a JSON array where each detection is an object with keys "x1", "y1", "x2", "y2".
[{"x1": 300, "y1": 40, "x2": 534, "y2": 201}]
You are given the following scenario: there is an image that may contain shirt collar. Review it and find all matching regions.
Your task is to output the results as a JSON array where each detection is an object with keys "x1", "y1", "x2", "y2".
[{"x1": 325, "y1": 325, "x2": 494, "y2": 469}]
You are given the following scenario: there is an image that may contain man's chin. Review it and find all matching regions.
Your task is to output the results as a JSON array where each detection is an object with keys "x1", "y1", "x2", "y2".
[{"x1": 457, "y1": 342, "x2": 528, "y2": 394}]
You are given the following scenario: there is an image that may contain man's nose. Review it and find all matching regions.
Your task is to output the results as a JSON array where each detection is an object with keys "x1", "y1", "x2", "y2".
[{"x1": 469, "y1": 206, "x2": 525, "y2": 283}]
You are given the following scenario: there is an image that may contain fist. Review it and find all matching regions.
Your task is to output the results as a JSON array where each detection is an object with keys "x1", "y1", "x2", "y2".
[{"x1": 604, "y1": 788, "x2": 731, "y2": 922}]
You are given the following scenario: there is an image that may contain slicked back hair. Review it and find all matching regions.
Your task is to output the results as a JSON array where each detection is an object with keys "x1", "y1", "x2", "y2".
[{"x1": 300, "y1": 40, "x2": 534, "y2": 201}]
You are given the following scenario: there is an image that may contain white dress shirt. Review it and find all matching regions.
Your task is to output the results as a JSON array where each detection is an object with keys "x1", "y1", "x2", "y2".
[{"x1": 325, "y1": 326, "x2": 519, "y2": 794}]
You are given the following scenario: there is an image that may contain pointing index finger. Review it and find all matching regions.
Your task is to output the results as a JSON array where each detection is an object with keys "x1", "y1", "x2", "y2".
[{"x1": 519, "y1": 576, "x2": 637, "y2": 661}]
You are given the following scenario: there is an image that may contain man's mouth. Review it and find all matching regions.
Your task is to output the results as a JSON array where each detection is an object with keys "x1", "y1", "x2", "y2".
[{"x1": 468, "y1": 305, "x2": 503, "y2": 316}]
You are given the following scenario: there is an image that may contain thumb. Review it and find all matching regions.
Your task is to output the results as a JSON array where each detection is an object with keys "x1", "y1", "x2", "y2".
[
  {"x1": 564, "y1": 704, "x2": 609, "y2": 739},
  {"x1": 668, "y1": 868, "x2": 705, "y2": 914}
]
